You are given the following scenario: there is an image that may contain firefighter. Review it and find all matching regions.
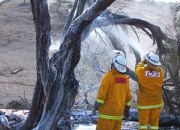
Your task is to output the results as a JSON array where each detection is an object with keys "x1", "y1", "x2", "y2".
[
  {"x1": 92, "y1": 51, "x2": 132, "y2": 130},
  {"x1": 135, "y1": 52, "x2": 164, "y2": 130}
]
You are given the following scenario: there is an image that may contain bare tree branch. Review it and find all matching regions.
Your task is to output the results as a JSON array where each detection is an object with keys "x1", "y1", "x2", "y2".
[
  {"x1": 62, "y1": 0, "x2": 79, "y2": 37},
  {"x1": 74, "y1": 0, "x2": 87, "y2": 19}
]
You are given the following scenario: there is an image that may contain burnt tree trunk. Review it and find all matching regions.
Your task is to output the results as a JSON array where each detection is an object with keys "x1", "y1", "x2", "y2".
[{"x1": 12, "y1": 0, "x2": 116, "y2": 130}]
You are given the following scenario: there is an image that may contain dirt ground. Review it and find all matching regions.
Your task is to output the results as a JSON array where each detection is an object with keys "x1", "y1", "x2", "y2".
[{"x1": 0, "y1": 0, "x2": 69, "y2": 107}]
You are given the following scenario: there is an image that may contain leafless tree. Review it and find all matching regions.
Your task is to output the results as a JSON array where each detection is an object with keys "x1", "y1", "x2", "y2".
[
  {"x1": 12, "y1": 0, "x2": 116, "y2": 130},
  {"x1": 160, "y1": 2, "x2": 180, "y2": 115},
  {"x1": 11, "y1": 0, "x2": 179, "y2": 130}
]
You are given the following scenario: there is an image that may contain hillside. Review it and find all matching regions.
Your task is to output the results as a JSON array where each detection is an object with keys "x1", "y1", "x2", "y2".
[
  {"x1": 0, "y1": 0, "x2": 172, "y2": 108},
  {"x1": 0, "y1": 0, "x2": 69, "y2": 108}
]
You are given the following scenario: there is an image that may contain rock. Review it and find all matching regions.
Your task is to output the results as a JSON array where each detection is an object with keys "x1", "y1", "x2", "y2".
[{"x1": 0, "y1": 115, "x2": 10, "y2": 130}]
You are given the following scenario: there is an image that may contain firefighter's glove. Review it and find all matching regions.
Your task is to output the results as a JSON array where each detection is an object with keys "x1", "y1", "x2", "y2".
[
  {"x1": 92, "y1": 101, "x2": 101, "y2": 115},
  {"x1": 141, "y1": 58, "x2": 146, "y2": 64},
  {"x1": 141, "y1": 52, "x2": 150, "y2": 64},
  {"x1": 123, "y1": 105, "x2": 130, "y2": 120}
]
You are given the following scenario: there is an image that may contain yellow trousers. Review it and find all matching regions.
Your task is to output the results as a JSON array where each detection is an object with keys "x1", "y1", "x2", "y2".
[
  {"x1": 138, "y1": 108, "x2": 161, "y2": 130},
  {"x1": 96, "y1": 118, "x2": 122, "y2": 130}
]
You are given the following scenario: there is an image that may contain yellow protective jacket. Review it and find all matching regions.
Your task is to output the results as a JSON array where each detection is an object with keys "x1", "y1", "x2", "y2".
[
  {"x1": 135, "y1": 61, "x2": 164, "y2": 109},
  {"x1": 96, "y1": 69, "x2": 132, "y2": 120}
]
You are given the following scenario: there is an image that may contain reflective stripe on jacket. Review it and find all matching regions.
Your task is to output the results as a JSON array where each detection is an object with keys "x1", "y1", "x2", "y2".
[
  {"x1": 135, "y1": 61, "x2": 164, "y2": 108},
  {"x1": 96, "y1": 69, "x2": 132, "y2": 120}
]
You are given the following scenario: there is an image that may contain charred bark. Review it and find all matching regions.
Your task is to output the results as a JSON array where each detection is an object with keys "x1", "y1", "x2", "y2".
[
  {"x1": 13, "y1": 80, "x2": 44, "y2": 130},
  {"x1": 74, "y1": 0, "x2": 87, "y2": 19}
]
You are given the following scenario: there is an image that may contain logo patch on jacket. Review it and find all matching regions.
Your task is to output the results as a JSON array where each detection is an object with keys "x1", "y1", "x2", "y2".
[
  {"x1": 145, "y1": 71, "x2": 160, "y2": 77},
  {"x1": 115, "y1": 77, "x2": 127, "y2": 84}
]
